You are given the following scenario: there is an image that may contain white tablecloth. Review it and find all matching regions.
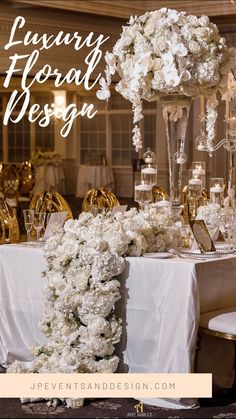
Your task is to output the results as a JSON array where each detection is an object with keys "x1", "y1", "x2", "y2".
[
  {"x1": 76, "y1": 165, "x2": 115, "y2": 198},
  {"x1": 0, "y1": 245, "x2": 47, "y2": 364},
  {"x1": 33, "y1": 164, "x2": 65, "y2": 194},
  {"x1": 118, "y1": 256, "x2": 236, "y2": 408},
  {"x1": 0, "y1": 246, "x2": 236, "y2": 408}
]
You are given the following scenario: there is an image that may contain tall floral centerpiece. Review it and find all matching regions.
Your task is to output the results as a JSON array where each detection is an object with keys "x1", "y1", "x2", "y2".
[{"x1": 97, "y1": 8, "x2": 235, "y2": 208}]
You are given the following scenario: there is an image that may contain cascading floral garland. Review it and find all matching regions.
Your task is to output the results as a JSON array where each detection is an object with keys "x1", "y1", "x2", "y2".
[
  {"x1": 97, "y1": 8, "x2": 235, "y2": 152},
  {"x1": 8, "y1": 207, "x2": 181, "y2": 407}
]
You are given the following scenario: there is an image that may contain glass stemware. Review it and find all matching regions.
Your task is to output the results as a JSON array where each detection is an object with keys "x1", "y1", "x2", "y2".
[
  {"x1": 223, "y1": 212, "x2": 236, "y2": 248},
  {"x1": 33, "y1": 212, "x2": 46, "y2": 242},
  {"x1": 23, "y1": 209, "x2": 34, "y2": 244}
]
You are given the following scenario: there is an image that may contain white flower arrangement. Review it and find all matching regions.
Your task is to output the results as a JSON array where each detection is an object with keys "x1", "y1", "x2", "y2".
[
  {"x1": 31, "y1": 151, "x2": 62, "y2": 166},
  {"x1": 8, "y1": 207, "x2": 181, "y2": 407},
  {"x1": 97, "y1": 8, "x2": 235, "y2": 151},
  {"x1": 196, "y1": 203, "x2": 222, "y2": 226}
]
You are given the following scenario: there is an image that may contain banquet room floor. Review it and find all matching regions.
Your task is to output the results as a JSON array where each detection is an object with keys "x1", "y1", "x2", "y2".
[{"x1": 0, "y1": 392, "x2": 236, "y2": 418}]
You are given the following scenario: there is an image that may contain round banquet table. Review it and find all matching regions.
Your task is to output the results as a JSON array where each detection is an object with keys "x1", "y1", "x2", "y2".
[
  {"x1": 33, "y1": 164, "x2": 65, "y2": 194},
  {"x1": 76, "y1": 165, "x2": 115, "y2": 198}
]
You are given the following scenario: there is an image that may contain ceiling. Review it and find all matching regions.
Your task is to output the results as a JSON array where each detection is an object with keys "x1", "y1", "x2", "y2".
[{"x1": 8, "y1": 0, "x2": 236, "y2": 20}]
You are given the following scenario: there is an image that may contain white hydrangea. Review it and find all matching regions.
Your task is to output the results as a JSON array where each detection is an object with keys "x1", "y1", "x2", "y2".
[{"x1": 196, "y1": 203, "x2": 222, "y2": 226}]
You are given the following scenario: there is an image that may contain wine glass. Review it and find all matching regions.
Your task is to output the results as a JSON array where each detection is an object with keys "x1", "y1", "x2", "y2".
[
  {"x1": 221, "y1": 212, "x2": 236, "y2": 248},
  {"x1": 134, "y1": 180, "x2": 153, "y2": 210},
  {"x1": 23, "y1": 209, "x2": 34, "y2": 244},
  {"x1": 33, "y1": 212, "x2": 46, "y2": 242}
]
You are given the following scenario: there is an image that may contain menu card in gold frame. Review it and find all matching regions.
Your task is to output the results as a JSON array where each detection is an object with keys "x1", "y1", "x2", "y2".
[{"x1": 189, "y1": 220, "x2": 216, "y2": 253}]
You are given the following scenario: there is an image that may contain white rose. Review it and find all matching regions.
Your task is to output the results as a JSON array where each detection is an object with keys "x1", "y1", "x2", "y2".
[
  {"x1": 195, "y1": 27, "x2": 213, "y2": 42},
  {"x1": 135, "y1": 234, "x2": 148, "y2": 251},
  {"x1": 153, "y1": 58, "x2": 163, "y2": 70},
  {"x1": 86, "y1": 238, "x2": 108, "y2": 252},
  {"x1": 171, "y1": 42, "x2": 188, "y2": 57},
  {"x1": 47, "y1": 271, "x2": 65, "y2": 286},
  {"x1": 87, "y1": 317, "x2": 109, "y2": 336},
  {"x1": 186, "y1": 15, "x2": 198, "y2": 26},
  {"x1": 163, "y1": 65, "x2": 181, "y2": 87},
  {"x1": 144, "y1": 18, "x2": 155, "y2": 36},
  {"x1": 198, "y1": 15, "x2": 210, "y2": 27},
  {"x1": 57, "y1": 240, "x2": 79, "y2": 258},
  {"x1": 165, "y1": 10, "x2": 179, "y2": 25},
  {"x1": 153, "y1": 37, "x2": 167, "y2": 52},
  {"x1": 75, "y1": 276, "x2": 88, "y2": 291},
  {"x1": 189, "y1": 40, "x2": 201, "y2": 54},
  {"x1": 162, "y1": 52, "x2": 174, "y2": 65},
  {"x1": 180, "y1": 70, "x2": 191, "y2": 82}
]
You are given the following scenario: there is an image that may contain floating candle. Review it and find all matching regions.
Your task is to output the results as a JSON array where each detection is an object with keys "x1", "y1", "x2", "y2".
[
  {"x1": 141, "y1": 167, "x2": 157, "y2": 174},
  {"x1": 189, "y1": 178, "x2": 202, "y2": 186},
  {"x1": 192, "y1": 168, "x2": 205, "y2": 176},
  {"x1": 196, "y1": 145, "x2": 206, "y2": 151},
  {"x1": 210, "y1": 186, "x2": 223, "y2": 193},
  {"x1": 229, "y1": 116, "x2": 236, "y2": 130},
  {"x1": 155, "y1": 200, "x2": 170, "y2": 207},
  {"x1": 135, "y1": 184, "x2": 152, "y2": 191}
]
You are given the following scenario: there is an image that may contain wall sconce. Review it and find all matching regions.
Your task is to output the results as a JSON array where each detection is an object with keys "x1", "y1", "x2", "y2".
[{"x1": 52, "y1": 90, "x2": 67, "y2": 118}]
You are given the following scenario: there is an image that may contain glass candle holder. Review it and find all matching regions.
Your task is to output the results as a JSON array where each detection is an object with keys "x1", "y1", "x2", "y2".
[
  {"x1": 210, "y1": 178, "x2": 224, "y2": 206},
  {"x1": 134, "y1": 180, "x2": 153, "y2": 210},
  {"x1": 188, "y1": 169, "x2": 202, "y2": 197},
  {"x1": 141, "y1": 164, "x2": 158, "y2": 185},
  {"x1": 191, "y1": 162, "x2": 206, "y2": 189}
]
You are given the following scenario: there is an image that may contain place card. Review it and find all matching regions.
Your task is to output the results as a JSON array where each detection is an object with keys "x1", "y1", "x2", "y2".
[
  {"x1": 43, "y1": 212, "x2": 67, "y2": 241},
  {"x1": 111, "y1": 205, "x2": 127, "y2": 216},
  {"x1": 189, "y1": 220, "x2": 216, "y2": 253}
]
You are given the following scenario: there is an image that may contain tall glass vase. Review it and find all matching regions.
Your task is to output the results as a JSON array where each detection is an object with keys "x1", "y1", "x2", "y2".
[{"x1": 160, "y1": 94, "x2": 191, "y2": 212}]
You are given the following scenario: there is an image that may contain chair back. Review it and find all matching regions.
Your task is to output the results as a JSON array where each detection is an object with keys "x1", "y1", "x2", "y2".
[
  {"x1": 0, "y1": 198, "x2": 20, "y2": 243},
  {"x1": 19, "y1": 161, "x2": 35, "y2": 195},
  {"x1": 2, "y1": 165, "x2": 19, "y2": 206},
  {"x1": 30, "y1": 191, "x2": 73, "y2": 220},
  {"x1": 152, "y1": 185, "x2": 169, "y2": 202},
  {"x1": 0, "y1": 163, "x2": 4, "y2": 197},
  {"x1": 82, "y1": 187, "x2": 119, "y2": 212}
]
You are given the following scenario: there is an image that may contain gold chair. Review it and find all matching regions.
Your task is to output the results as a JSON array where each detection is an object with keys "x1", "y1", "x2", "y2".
[
  {"x1": 0, "y1": 198, "x2": 20, "y2": 243},
  {"x1": 29, "y1": 191, "x2": 73, "y2": 220},
  {"x1": 152, "y1": 185, "x2": 169, "y2": 203},
  {"x1": 199, "y1": 306, "x2": 236, "y2": 390},
  {"x1": 18, "y1": 161, "x2": 35, "y2": 201},
  {"x1": 2, "y1": 165, "x2": 19, "y2": 208},
  {"x1": 0, "y1": 163, "x2": 4, "y2": 198},
  {"x1": 82, "y1": 187, "x2": 119, "y2": 212}
]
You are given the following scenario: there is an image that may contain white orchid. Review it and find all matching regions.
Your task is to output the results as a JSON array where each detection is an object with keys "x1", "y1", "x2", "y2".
[
  {"x1": 97, "y1": 7, "x2": 235, "y2": 151},
  {"x1": 96, "y1": 77, "x2": 111, "y2": 100}
]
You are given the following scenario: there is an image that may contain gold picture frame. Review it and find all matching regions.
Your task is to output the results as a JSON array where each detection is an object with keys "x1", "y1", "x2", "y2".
[{"x1": 189, "y1": 220, "x2": 216, "y2": 253}]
